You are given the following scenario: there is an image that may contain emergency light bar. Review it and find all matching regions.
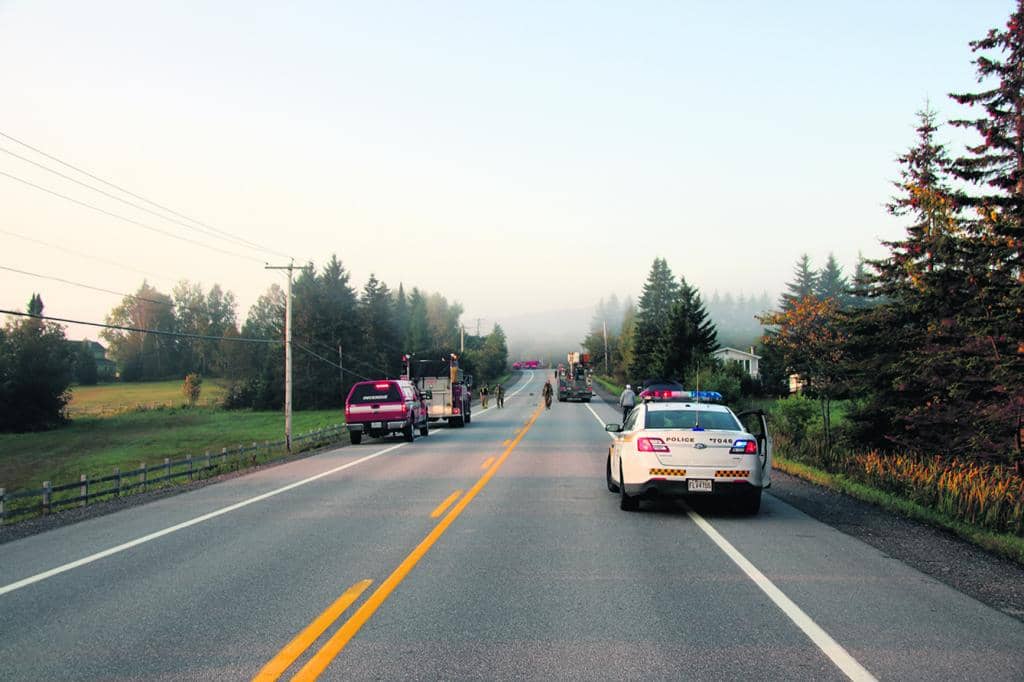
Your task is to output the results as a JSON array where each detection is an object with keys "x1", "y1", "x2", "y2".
[{"x1": 639, "y1": 389, "x2": 724, "y2": 402}]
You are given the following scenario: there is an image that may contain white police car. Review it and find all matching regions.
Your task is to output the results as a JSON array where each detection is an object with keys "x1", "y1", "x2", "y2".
[{"x1": 605, "y1": 387, "x2": 771, "y2": 513}]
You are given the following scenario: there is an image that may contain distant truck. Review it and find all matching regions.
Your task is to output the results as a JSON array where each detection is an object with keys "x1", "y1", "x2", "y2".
[
  {"x1": 410, "y1": 355, "x2": 473, "y2": 428},
  {"x1": 558, "y1": 352, "x2": 593, "y2": 402},
  {"x1": 512, "y1": 360, "x2": 541, "y2": 370}
]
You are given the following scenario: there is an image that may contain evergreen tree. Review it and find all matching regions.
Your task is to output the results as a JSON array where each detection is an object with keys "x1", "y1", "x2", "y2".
[
  {"x1": 629, "y1": 258, "x2": 679, "y2": 381},
  {"x1": 948, "y1": 5, "x2": 1024, "y2": 443},
  {"x1": 405, "y1": 288, "x2": 430, "y2": 354},
  {"x1": 360, "y1": 274, "x2": 397, "y2": 377},
  {"x1": 659, "y1": 277, "x2": 718, "y2": 380},
  {"x1": 815, "y1": 253, "x2": 849, "y2": 304},
  {"x1": 778, "y1": 254, "x2": 818, "y2": 311}
]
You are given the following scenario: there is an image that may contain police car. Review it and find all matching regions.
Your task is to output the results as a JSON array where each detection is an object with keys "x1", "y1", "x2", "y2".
[{"x1": 605, "y1": 385, "x2": 771, "y2": 513}]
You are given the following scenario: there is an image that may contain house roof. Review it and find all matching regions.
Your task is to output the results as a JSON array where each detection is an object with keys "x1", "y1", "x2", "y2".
[{"x1": 711, "y1": 346, "x2": 761, "y2": 360}]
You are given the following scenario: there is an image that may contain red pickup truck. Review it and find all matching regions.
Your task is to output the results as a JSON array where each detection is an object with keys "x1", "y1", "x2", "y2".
[{"x1": 345, "y1": 379, "x2": 430, "y2": 444}]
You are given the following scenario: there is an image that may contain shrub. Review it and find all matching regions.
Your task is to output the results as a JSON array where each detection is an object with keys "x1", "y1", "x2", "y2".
[{"x1": 182, "y1": 373, "x2": 202, "y2": 407}]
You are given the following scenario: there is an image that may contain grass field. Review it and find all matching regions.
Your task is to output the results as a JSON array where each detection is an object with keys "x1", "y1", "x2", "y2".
[
  {"x1": 67, "y1": 380, "x2": 230, "y2": 417},
  {"x1": 0, "y1": 407, "x2": 344, "y2": 494}
]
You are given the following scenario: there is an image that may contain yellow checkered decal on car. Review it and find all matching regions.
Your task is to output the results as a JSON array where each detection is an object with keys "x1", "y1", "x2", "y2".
[
  {"x1": 715, "y1": 470, "x2": 751, "y2": 477},
  {"x1": 649, "y1": 468, "x2": 686, "y2": 477}
]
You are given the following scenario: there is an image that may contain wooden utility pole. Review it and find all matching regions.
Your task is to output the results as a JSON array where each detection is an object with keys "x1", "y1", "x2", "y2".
[{"x1": 265, "y1": 261, "x2": 296, "y2": 452}]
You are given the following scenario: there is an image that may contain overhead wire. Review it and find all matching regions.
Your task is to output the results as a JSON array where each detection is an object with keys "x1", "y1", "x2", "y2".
[
  {"x1": 0, "y1": 228, "x2": 178, "y2": 283},
  {"x1": 0, "y1": 169, "x2": 265, "y2": 264},
  {"x1": 0, "y1": 130, "x2": 294, "y2": 260}
]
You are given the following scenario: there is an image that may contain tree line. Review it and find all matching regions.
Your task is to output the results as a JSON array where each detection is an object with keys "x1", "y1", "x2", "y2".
[
  {"x1": 0, "y1": 254, "x2": 508, "y2": 431},
  {"x1": 763, "y1": 4, "x2": 1023, "y2": 462}
]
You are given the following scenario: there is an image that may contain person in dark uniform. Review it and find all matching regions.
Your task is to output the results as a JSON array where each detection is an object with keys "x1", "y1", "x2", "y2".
[{"x1": 496, "y1": 383, "x2": 505, "y2": 408}]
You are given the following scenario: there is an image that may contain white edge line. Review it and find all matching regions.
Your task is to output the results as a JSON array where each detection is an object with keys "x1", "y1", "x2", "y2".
[
  {"x1": 587, "y1": 396, "x2": 875, "y2": 680},
  {"x1": 685, "y1": 509, "x2": 876, "y2": 681},
  {"x1": 584, "y1": 402, "x2": 613, "y2": 437},
  {"x1": 0, "y1": 442, "x2": 405, "y2": 597},
  {"x1": 2, "y1": 370, "x2": 539, "y2": 597}
]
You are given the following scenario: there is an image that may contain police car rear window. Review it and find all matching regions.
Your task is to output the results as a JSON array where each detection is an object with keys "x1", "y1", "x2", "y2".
[
  {"x1": 350, "y1": 383, "x2": 402, "y2": 403},
  {"x1": 645, "y1": 410, "x2": 740, "y2": 431}
]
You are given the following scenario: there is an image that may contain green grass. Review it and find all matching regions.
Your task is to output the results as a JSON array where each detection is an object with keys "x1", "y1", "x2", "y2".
[
  {"x1": 594, "y1": 375, "x2": 622, "y2": 395},
  {"x1": 68, "y1": 380, "x2": 230, "y2": 417},
  {"x1": 774, "y1": 454, "x2": 1024, "y2": 566},
  {"x1": 0, "y1": 408, "x2": 343, "y2": 494}
]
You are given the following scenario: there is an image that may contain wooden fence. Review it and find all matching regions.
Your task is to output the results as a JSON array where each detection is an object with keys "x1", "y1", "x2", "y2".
[{"x1": 0, "y1": 424, "x2": 346, "y2": 524}]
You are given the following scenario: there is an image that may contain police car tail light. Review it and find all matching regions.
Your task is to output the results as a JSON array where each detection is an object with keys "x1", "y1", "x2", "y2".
[
  {"x1": 637, "y1": 437, "x2": 670, "y2": 453},
  {"x1": 730, "y1": 439, "x2": 758, "y2": 454}
]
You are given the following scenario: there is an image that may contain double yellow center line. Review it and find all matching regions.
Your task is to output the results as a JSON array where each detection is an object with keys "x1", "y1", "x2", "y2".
[{"x1": 256, "y1": 403, "x2": 544, "y2": 681}]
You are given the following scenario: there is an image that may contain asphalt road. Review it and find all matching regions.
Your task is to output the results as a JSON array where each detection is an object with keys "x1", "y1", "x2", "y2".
[{"x1": 1, "y1": 369, "x2": 1022, "y2": 681}]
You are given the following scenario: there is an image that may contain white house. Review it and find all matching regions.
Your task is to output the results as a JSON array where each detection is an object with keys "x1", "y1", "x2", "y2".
[{"x1": 711, "y1": 346, "x2": 761, "y2": 379}]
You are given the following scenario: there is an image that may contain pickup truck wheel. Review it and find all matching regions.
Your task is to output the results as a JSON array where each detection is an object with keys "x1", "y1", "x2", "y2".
[
  {"x1": 403, "y1": 422, "x2": 415, "y2": 442},
  {"x1": 350, "y1": 432, "x2": 362, "y2": 445},
  {"x1": 619, "y1": 462, "x2": 639, "y2": 511},
  {"x1": 606, "y1": 455, "x2": 620, "y2": 493},
  {"x1": 465, "y1": 409, "x2": 471, "y2": 424}
]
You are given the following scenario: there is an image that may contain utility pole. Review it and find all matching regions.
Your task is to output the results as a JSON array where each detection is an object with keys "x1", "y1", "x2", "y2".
[
  {"x1": 265, "y1": 260, "x2": 296, "y2": 452},
  {"x1": 475, "y1": 318, "x2": 483, "y2": 337},
  {"x1": 603, "y1": 320, "x2": 609, "y2": 374},
  {"x1": 460, "y1": 324, "x2": 465, "y2": 353}
]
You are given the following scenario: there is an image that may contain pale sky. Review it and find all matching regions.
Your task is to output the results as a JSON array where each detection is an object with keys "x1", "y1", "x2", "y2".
[{"x1": 0, "y1": 1, "x2": 1011, "y2": 342}]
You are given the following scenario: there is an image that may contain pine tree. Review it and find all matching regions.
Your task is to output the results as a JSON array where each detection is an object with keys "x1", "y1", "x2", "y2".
[
  {"x1": 778, "y1": 255, "x2": 818, "y2": 311},
  {"x1": 659, "y1": 277, "x2": 718, "y2": 380},
  {"x1": 815, "y1": 253, "x2": 849, "y2": 304},
  {"x1": 629, "y1": 258, "x2": 679, "y2": 381},
  {"x1": 948, "y1": 4, "x2": 1024, "y2": 447}
]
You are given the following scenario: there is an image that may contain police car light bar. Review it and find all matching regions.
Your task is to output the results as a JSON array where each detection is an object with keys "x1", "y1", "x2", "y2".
[{"x1": 639, "y1": 389, "x2": 724, "y2": 402}]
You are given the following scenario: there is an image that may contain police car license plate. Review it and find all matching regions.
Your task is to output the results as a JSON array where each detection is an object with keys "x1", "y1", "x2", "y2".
[
  {"x1": 688, "y1": 479, "x2": 713, "y2": 493},
  {"x1": 371, "y1": 421, "x2": 383, "y2": 428}
]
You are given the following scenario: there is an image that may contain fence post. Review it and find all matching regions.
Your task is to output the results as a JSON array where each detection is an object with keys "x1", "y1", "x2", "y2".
[
  {"x1": 187, "y1": 454, "x2": 193, "y2": 481},
  {"x1": 205, "y1": 450, "x2": 211, "y2": 473},
  {"x1": 0, "y1": 487, "x2": 5, "y2": 522},
  {"x1": 80, "y1": 474, "x2": 87, "y2": 507},
  {"x1": 141, "y1": 462, "x2": 147, "y2": 492},
  {"x1": 164, "y1": 458, "x2": 170, "y2": 482},
  {"x1": 221, "y1": 447, "x2": 227, "y2": 467},
  {"x1": 42, "y1": 481, "x2": 51, "y2": 515},
  {"x1": 114, "y1": 467, "x2": 121, "y2": 497},
  {"x1": 251, "y1": 442, "x2": 257, "y2": 464}
]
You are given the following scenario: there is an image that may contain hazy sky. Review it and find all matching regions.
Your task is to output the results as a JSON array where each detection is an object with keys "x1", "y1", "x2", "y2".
[{"x1": 0, "y1": 1, "x2": 1012, "y2": 342}]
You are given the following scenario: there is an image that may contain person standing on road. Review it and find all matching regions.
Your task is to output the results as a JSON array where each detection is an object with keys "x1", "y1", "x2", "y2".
[
  {"x1": 618, "y1": 384, "x2": 636, "y2": 422},
  {"x1": 496, "y1": 383, "x2": 505, "y2": 408},
  {"x1": 481, "y1": 384, "x2": 489, "y2": 409}
]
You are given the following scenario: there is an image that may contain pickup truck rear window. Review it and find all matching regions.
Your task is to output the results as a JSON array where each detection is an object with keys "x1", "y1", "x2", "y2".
[
  {"x1": 350, "y1": 383, "x2": 402, "y2": 403},
  {"x1": 645, "y1": 410, "x2": 740, "y2": 431}
]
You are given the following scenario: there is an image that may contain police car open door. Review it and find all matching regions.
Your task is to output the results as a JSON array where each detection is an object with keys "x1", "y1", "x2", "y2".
[{"x1": 737, "y1": 411, "x2": 772, "y2": 488}]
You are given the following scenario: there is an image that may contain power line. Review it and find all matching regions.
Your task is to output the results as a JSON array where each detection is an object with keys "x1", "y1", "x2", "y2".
[
  {"x1": 0, "y1": 228, "x2": 177, "y2": 283},
  {"x1": 293, "y1": 341, "x2": 371, "y2": 381},
  {"x1": 0, "y1": 130, "x2": 294, "y2": 260},
  {"x1": 0, "y1": 309, "x2": 278, "y2": 344},
  {"x1": 0, "y1": 169, "x2": 265, "y2": 264},
  {"x1": 0, "y1": 144, "x2": 276, "y2": 257}
]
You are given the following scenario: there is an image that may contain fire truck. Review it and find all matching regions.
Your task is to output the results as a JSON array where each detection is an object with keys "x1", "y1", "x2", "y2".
[
  {"x1": 406, "y1": 354, "x2": 473, "y2": 428},
  {"x1": 557, "y1": 352, "x2": 593, "y2": 402}
]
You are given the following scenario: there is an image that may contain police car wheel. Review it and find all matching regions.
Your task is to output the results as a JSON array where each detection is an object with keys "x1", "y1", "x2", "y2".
[
  {"x1": 619, "y1": 462, "x2": 639, "y2": 511},
  {"x1": 606, "y1": 456, "x2": 620, "y2": 493}
]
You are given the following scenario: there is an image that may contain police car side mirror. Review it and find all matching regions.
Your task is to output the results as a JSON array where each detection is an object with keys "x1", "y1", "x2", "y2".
[{"x1": 605, "y1": 423, "x2": 622, "y2": 433}]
